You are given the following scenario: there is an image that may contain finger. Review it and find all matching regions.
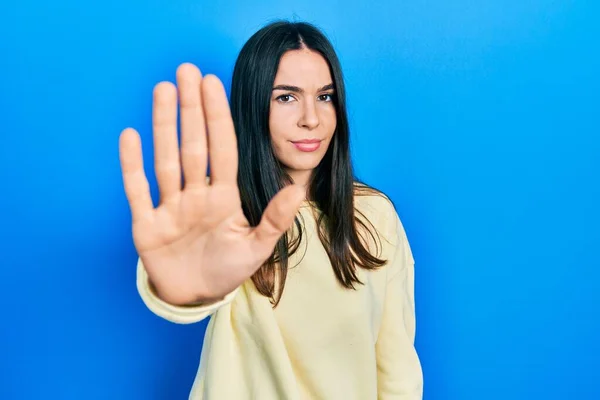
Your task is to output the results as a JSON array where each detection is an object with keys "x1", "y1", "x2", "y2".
[
  {"x1": 202, "y1": 75, "x2": 238, "y2": 185},
  {"x1": 176, "y1": 63, "x2": 208, "y2": 189},
  {"x1": 119, "y1": 128, "x2": 154, "y2": 223},
  {"x1": 251, "y1": 184, "x2": 306, "y2": 257},
  {"x1": 152, "y1": 81, "x2": 181, "y2": 202}
]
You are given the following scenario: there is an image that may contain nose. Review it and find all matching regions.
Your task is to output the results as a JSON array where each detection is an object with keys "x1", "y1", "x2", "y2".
[{"x1": 298, "y1": 98, "x2": 320, "y2": 130}]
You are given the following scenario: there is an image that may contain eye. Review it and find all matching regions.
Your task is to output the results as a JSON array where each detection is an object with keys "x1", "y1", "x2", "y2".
[
  {"x1": 276, "y1": 94, "x2": 296, "y2": 103},
  {"x1": 318, "y1": 93, "x2": 334, "y2": 102}
]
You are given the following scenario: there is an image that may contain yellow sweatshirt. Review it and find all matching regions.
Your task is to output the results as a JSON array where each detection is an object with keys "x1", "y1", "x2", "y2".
[{"x1": 136, "y1": 194, "x2": 423, "y2": 399}]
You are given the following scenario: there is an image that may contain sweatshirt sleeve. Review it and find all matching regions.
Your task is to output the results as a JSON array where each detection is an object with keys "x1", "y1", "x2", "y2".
[
  {"x1": 136, "y1": 257, "x2": 239, "y2": 324},
  {"x1": 375, "y1": 207, "x2": 424, "y2": 399}
]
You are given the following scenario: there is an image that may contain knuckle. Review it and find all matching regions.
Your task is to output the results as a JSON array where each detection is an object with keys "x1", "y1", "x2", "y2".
[{"x1": 155, "y1": 163, "x2": 180, "y2": 173}]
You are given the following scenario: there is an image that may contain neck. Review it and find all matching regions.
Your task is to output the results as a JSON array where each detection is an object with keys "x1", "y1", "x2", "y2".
[{"x1": 286, "y1": 169, "x2": 313, "y2": 199}]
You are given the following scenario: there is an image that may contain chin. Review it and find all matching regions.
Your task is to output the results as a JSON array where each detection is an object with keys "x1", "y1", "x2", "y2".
[
  {"x1": 281, "y1": 159, "x2": 321, "y2": 171},
  {"x1": 290, "y1": 163, "x2": 320, "y2": 171}
]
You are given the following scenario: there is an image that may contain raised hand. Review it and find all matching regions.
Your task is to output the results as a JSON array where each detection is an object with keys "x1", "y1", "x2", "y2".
[{"x1": 119, "y1": 63, "x2": 305, "y2": 305}]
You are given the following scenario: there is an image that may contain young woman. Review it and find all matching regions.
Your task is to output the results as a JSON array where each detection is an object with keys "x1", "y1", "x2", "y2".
[{"x1": 119, "y1": 21, "x2": 423, "y2": 399}]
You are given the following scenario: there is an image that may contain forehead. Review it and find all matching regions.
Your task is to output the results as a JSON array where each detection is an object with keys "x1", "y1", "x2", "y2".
[{"x1": 273, "y1": 49, "x2": 332, "y2": 86}]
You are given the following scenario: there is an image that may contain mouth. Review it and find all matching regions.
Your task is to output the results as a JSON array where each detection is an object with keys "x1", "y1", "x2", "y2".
[
  {"x1": 291, "y1": 139, "x2": 322, "y2": 144},
  {"x1": 291, "y1": 139, "x2": 322, "y2": 152}
]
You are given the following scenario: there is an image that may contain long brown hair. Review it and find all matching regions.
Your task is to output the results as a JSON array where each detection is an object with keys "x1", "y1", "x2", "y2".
[{"x1": 230, "y1": 21, "x2": 390, "y2": 306}]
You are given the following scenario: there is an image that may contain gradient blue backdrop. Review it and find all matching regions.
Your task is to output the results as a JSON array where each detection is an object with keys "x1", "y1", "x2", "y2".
[{"x1": 1, "y1": 1, "x2": 598, "y2": 399}]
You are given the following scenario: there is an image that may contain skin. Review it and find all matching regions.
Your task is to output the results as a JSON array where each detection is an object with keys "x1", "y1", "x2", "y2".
[
  {"x1": 116, "y1": 50, "x2": 337, "y2": 304},
  {"x1": 269, "y1": 48, "x2": 337, "y2": 193},
  {"x1": 119, "y1": 63, "x2": 307, "y2": 305}
]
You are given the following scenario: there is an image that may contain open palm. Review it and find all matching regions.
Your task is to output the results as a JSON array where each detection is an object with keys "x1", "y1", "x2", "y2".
[{"x1": 119, "y1": 63, "x2": 304, "y2": 306}]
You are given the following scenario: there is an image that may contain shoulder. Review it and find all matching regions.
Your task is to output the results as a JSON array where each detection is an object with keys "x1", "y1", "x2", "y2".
[
  {"x1": 352, "y1": 181, "x2": 414, "y2": 262},
  {"x1": 353, "y1": 181, "x2": 398, "y2": 233}
]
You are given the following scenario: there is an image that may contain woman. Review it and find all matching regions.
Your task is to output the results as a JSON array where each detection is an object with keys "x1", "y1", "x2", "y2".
[{"x1": 119, "y1": 20, "x2": 423, "y2": 399}]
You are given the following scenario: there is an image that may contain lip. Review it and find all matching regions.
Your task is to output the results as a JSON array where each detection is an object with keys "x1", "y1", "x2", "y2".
[
  {"x1": 292, "y1": 139, "x2": 321, "y2": 144},
  {"x1": 291, "y1": 139, "x2": 321, "y2": 152}
]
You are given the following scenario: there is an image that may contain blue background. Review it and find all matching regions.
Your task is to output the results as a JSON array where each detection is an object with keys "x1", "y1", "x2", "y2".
[{"x1": 1, "y1": 1, "x2": 598, "y2": 399}]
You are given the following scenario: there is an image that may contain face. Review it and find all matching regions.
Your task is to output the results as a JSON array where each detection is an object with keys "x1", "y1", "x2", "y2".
[{"x1": 269, "y1": 48, "x2": 337, "y2": 188}]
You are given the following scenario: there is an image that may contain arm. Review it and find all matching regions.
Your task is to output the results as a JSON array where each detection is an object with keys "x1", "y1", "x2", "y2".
[
  {"x1": 376, "y1": 210, "x2": 424, "y2": 399},
  {"x1": 136, "y1": 257, "x2": 239, "y2": 324}
]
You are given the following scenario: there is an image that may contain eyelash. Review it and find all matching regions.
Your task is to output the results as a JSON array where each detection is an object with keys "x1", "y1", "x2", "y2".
[{"x1": 276, "y1": 94, "x2": 335, "y2": 103}]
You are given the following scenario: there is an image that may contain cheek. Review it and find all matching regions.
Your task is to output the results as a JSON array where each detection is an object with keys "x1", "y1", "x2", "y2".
[
  {"x1": 268, "y1": 128, "x2": 287, "y2": 157},
  {"x1": 269, "y1": 106, "x2": 293, "y2": 140},
  {"x1": 268, "y1": 115, "x2": 289, "y2": 159},
  {"x1": 320, "y1": 106, "x2": 337, "y2": 131}
]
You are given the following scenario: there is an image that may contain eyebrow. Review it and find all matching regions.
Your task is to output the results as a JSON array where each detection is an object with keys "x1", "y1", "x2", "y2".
[{"x1": 272, "y1": 83, "x2": 335, "y2": 93}]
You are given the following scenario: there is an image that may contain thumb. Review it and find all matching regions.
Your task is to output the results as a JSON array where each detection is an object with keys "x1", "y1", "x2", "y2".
[{"x1": 251, "y1": 184, "x2": 306, "y2": 256}]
